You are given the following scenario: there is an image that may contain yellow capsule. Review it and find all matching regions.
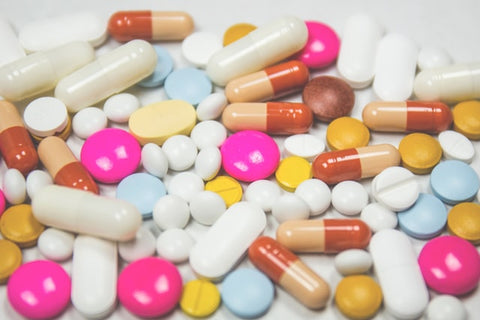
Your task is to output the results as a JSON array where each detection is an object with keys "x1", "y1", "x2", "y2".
[
  {"x1": 0, "y1": 204, "x2": 45, "y2": 248},
  {"x1": 452, "y1": 100, "x2": 480, "y2": 140},
  {"x1": 335, "y1": 275, "x2": 382, "y2": 320},
  {"x1": 222, "y1": 23, "x2": 257, "y2": 46},
  {"x1": 180, "y1": 279, "x2": 221, "y2": 317},
  {"x1": 205, "y1": 175, "x2": 243, "y2": 207},
  {"x1": 0, "y1": 239, "x2": 22, "y2": 284},
  {"x1": 275, "y1": 156, "x2": 312, "y2": 192},
  {"x1": 448, "y1": 202, "x2": 480, "y2": 244},
  {"x1": 398, "y1": 132, "x2": 442, "y2": 174},
  {"x1": 326, "y1": 117, "x2": 370, "y2": 151}
]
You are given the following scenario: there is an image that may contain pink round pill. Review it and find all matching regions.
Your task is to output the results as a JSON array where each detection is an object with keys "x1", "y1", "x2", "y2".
[
  {"x1": 0, "y1": 189, "x2": 5, "y2": 217},
  {"x1": 294, "y1": 21, "x2": 340, "y2": 69},
  {"x1": 418, "y1": 235, "x2": 480, "y2": 295},
  {"x1": 7, "y1": 260, "x2": 71, "y2": 320},
  {"x1": 80, "y1": 128, "x2": 141, "y2": 183},
  {"x1": 221, "y1": 130, "x2": 280, "y2": 182},
  {"x1": 117, "y1": 257, "x2": 183, "y2": 318}
]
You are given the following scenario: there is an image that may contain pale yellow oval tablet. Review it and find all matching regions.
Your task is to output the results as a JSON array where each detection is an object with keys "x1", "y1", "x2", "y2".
[{"x1": 128, "y1": 100, "x2": 197, "y2": 145}]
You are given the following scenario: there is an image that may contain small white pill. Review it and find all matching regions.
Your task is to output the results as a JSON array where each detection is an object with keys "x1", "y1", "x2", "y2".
[
  {"x1": 167, "y1": 172, "x2": 205, "y2": 203},
  {"x1": 190, "y1": 120, "x2": 227, "y2": 149},
  {"x1": 194, "y1": 146, "x2": 222, "y2": 181},
  {"x1": 2, "y1": 168, "x2": 26, "y2": 205},
  {"x1": 162, "y1": 135, "x2": 198, "y2": 171},
  {"x1": 426, "y1": 295, "x2": 467, "y2": 320},
  {"x1": 23, "y1": 97, "x2": 69, "y2": 137},
  {"x1": 72, "y1": 107, "x2": 108, "y2": 139},
  {"x1": 334, "y1": 249, "x2": 373, "y2": 276},
  {"x1": 103, "y1": 93, "x2": 140, "y2": 123},
  {"x1": 294, "y1": 178, "x2": 331, "y2": 216},
  {"x1": 156, "y1": 228, "x2": 195, "y2": 263},
  {"x1": 360, "y1": 202, "x2": 398, "y2": 232},
  {"x1": 153, "y1": 194, "x2": 190, "y2": 230},
  {"x1": 244, "y1": 179, "x2": 282, "y2": 212},
  {"x1": 283, "y1": 134, "x2": 325, "y2": 161},
  {"x1": 196, "y1": 92, "x2": 227, "y2": 121},
  {"x1": 271, "y1": 193, "x2": 310, "y2": 223},
  {"x1": 141, "y1": 143, "x2": 169, "y2": 178},
  {"x1": 25, "y1": 170, "x2": 53, "y2": 200},
  {"x1": 189, "y1": 190, "x2": 226, "y2": 225},
  {"x1": 118, "y1": 226, "x2": 156, "y2": 262},
  {"x1": 182, "y1": 32, "x2": 222, "y2": 69},
  {"x1": 438, "y1": 130, "x2": 475, "y2": 163},
  {"x1": 37, "y1": 227, "x2": 75, "y2": 261},
  {"x1": 417, "y1": 46, "x2": 452, "y2": 71},
  {"x1": 331, "y1": 180, "x2": 368, "y2": 216}
]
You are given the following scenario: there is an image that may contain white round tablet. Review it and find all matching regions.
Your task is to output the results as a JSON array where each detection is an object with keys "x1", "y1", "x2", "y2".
[
  {"x1": 438, "y1": 130, "x2": 475, "y2": 163},
  {"x1": 244, "y1": 179, "x2": 282, "y2": 212},
  {"x1": 196, "y1": 92, "x2": 227, "y2": 121},
  {"x1": 182, "y1": 31, "x2": 222, "y2": 68},
  {"x1": 103, "y1": 93, "x2": 140, "y2": 123},
  {"x1": 167, "y1": 172, "x2": 205, "y2": 203},
  {"x1": 271, "y1": 193, "x2": 310, "y2": 223},
  {"x1": 141, "y1": 143, "x2": 169, "y2": 178},
  {"x1": 72, "y1": 106, "x2": 108, "y2": 139},
  {"x1": 156, "y1": 228, "x2": 195, "y2": 263},
  {"x1": 331, "y1": 180, "x2": 369, "y2": 216},
  {"x1": 334, "y1": 249, "x2": 373, "y2": 276},
  {"x1": 153, "y1": 194, "x2": 190, "y2": 230},
  {"x1": 189, "y1": 190, "x2": 226, "y2": 225},
  {"x1": 294, "y1": 178, "x2": 331, "y2": 216},
  {"x1": 283, "y1": 134, "x2": 325, "y2": 161},
  {"x1": 426, "y1": 295, "x2": 467, "y2": 320},
  {"x1": 26, "y1": 170, "x2": 53, "y2": 200},
  {"x1": 194, "y1": 146, "x2": 222, "y2": 181},
  {"x1": 417, "y1": 46, "x2": 452, "y2": 71},
  {"x1": 162, "y1": 135, "x2": 198, "y2": 171},
  {"x1": 2, "y1": 168, "x2": 26, "y2": 205},
  {"x1": 23, "y1": 97, "x2": 68, "y2": 137},
  {"x1": 37, "y1": 228, "x2": 75, "y2": 261},
  {"x1": 190, "y1": 120, "x2": 227, "y2": 149},
  {"x1": 360, "y1": 202, "x2": 398, "y2": 232},
  {"x1": 118, "y1": 226, "x2": 156, "y2": 262}
]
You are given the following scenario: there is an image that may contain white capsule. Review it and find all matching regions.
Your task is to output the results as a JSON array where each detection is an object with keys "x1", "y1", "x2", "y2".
[
  {"x1": 156, "y1": 228, "x2": 195, "y2": 263},
  {"x1": 37, "y1": 227, "x2": 75, "y2": 261},
  {"x1": 2, "y1": 168, "x2": 26, "y2": 205},
  {"x1": 141, "y1": 143, "x2": 169, "y2": 178},
  {"x1": 0, "y1": 18, "x2": 25, "y2": 67},
  {"x1": 194, "y1": 146, "x2": 222, "y2": 181}
]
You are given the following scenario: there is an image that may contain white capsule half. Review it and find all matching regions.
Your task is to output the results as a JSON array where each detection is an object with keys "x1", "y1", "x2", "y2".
[{"x1": 0, "y1": 18, "x2": 26, "y2": 67}]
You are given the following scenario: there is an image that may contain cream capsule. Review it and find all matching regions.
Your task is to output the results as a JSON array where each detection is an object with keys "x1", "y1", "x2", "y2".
[
  {"x1": 0, "y1": 18, "x2": 25, "y2": 66},
  {"x1": 222, "y1": 102, "x2": 313, "y2": 135}
]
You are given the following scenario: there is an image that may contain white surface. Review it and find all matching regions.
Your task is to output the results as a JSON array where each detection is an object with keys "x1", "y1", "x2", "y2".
[{"x1": 1, "y1": 0, "x2": 480, "y2": 319}]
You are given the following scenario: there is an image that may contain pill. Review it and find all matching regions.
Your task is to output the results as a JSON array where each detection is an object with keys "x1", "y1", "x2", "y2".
[
  {"x1": 38, "y1": 136, "x2": 99, "y2": 194},
  {"x1": 23, "y1": 97, "x2": 69, "y2": 138},
  {"x1": 156, "y1": 228, "x2": 195, "y2": 263},
  {"x1": 25, "y1": 170, "x2": 53, "y2": 200},
  {"x1": 55, "y1": 39, "x2": 157, "y2": 113},
  {"x1": 0, "y1": 41, "x2": 94, "y2": 101},
  {"x1": 71, "y1": 235, "x2": 117, "y2": 318},
  {"x1": 182, "y1": 31, "x2": 222, "y2": 68},
  {"x1": 417, "y1": 46, "x2": 452, "y2": 71},
  {"x1": 0, "y1": 101, "x2": 39, "y2": 175},
  {"x1": 207, "y1": 16, "x2": 308, "y2": 86},
  {"x1": 452, "y1": 100, "x2": 480, "y2": 140},
  {"x1": 438, "y1": 130, "x2": 475, "y2": 163},
  {"x1": 418, "y1": 235, "x2": 480, "y2": 296},
  {"x1": 32, "y1": 185, "x2": 141, "y2": 241},
  {"x1": 2, "y1": 168, "x2": 26, "y2": 205},
  {"x1": 362, "y1": 100, "x2": 452, "y2": 133},
  {"x1": 294, "y1": 178, "x2": 331, "y2": 216},
  {"x1": 37, "y1": 228, "x2": 75, "y2": 262},
  {"x1": 373, "y1": 33, "x2": 418, "y2": 100},
  {"x1": 360, "y1": 203, "x2": 398, "y2": 232},
  {"x1": 222, "y1": 23, "x2": 257, "y2": 46},
  {"x1": 138, "y1": 45, "x2": 174, "y2": 87},
  {"x1": 224, "y1": 60, "x2": 309, "y2": 103},
  {"x1": 194, "y1": 146, "x2": 222, "y2": 181},
  {"x1": 180, "y1": 279, "x2": 220, "y2": 318},
  {"x1": 244, "y1": 179, "x2": 282, "y2": 212},
  {"x1": 118, "y1": 226, "x2": 156, "y2": 263},
  {"x1": 276, "y1": 218, "x2": 371, "y2": 253},
  {"x1": 271, "y1": 193, "x2": 310, "y2": 223},
  {"x1": 108, "y1": 11, "x2": 194, "y2": 42},
  {"x1": 302, "y1": 75, "x2": 355, "y2": 122},
  {"x1": 117, "y1": 257, "x2": 183, "y2": 318},
  {"x1": 7, "y1": 260, "x2": 71, "y2": 320},
  {"x1": 153, "y1": 194, "x2": 190, "y2": 230},
  {"x1": 72, "y1": 107, "x2": 108, "y2": 139},
  {"x1": 283, "y1": 134, "x2": 325, "y2": 161},
  {"x1": 414, "y1": 62, "x2": 480, "y2": 102},
  {"x1": 334, "y1": 249, "x2": 372, "y2": 276},
  {"x1": 164, "y1": 67, "x2": 212, "y2": 105},
  {"x1": 369, "y1": 229, "x2": 429, "y2": 319},
  {"x1": 0, "y1": 18, "x2": 25, "y2": 66},
  {"x1": 141, "y1": 143, "x2": 169, "y2": 178},
  {"x1": 249, "y1": 236, "x2": 330, "y2": 309},
  {"x1": 0, "y1": 239, "x2": 22, "y2": 284},
  {"x1": 0, "y1": 204, "x2": 44, "y2": 248},
  {"x1": 205, "y1": 176, "x2": 243, "y2": 208},
  {"x1": 398, "y1": 132, "x2": 442, "y2": 174},
  {"x1": 326, "y1": 117, "x2": 370, "y2": 150},
  {"x1": 189, "y1": 201, "x2": 266, "y2": 280},
  {"x1": 275, "y1": 156, "x2": 312, "y2": 192},
  {"x1": 312, "y1": 144, "x2": 401, "y2": 185},
  {"x1": 331, "y1": 180, "x2": 369, "y2": 216},
  {"x1": 167, "y1": 172, "x2": 204, "y2": 203},
  {"x1": 336, "y1": 13, "x2": 383, "y2": 88},
  {"x1": 222, "y1": 102, "x2": 313, "y2": 135},
  {"x1": 426, "y1": 295, "x2": 467, "y2": 320},
  {"x1": 103, "y1": 93, "x2": 140, "y2": 123},
  {"x1": 0, "y1": 190, "x2": 4, "y2": 217},
  {"x1": 19, "y1": 12, "x2": 107, "y2": 52},
  {"x1": 447, "y1": 202, "x2": 480, "y2": 244},
  {"x1": 190, "y1": 120, "x2": 227, "y2": 149},
  {"x1": 189, "y1": 190, "x2": 226, "y2": 226},
  {"x1": 196, "y1": 92, "x2": 228, "y2": 121}
]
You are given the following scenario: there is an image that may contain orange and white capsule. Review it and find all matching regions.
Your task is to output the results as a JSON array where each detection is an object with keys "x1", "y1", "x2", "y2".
[
  {"x1": 222, "y1": 102, "x2": 313, "y2": 135},
  {"x1": 108, "y1": 11, "x2": 194, "y2": 42},
  {"x1": 248, "y1": 236, "x2": 330, "y2": 309},
  {"x1": 225, "y1": 60, "x2": 310, "y2": 103},
  {"x1": 362, "y1": 100, "x2": 452, "y2": 133}
]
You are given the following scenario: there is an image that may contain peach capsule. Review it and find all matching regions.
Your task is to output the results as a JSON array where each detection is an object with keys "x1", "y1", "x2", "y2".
[
  {"x1": 0, "y1": 101, "x2": 38, "y2": 176},
  {"x1": 108, "y1": 11, "x2": 194, "y2": 42},
  {"x1": 225, "y1": 60, "x2": 310, "y2": 103},
  {"x1": 276, "y1": 219, "x2": 372, "y2": 253},
  {"x1": 222, "y1": 102, "x2": 313, "y2": 135},
  {"x1": 312, "y1": 144, "x2": 400, "y2": 185},
  {"x1": 362, "y1": 101, "x2": 452, "y2": 133},
  {"x1": 249, "y1": 236, "x2": 330, "y2": 309}
]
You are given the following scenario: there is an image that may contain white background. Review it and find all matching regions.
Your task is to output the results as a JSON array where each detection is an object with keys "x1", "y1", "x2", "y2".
[{"x1": 0, "y1": 0, "x2": 480, "y2": 319}]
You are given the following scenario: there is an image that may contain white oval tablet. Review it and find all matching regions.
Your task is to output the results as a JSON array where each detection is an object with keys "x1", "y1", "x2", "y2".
[
  {"x1": 426, "y1": 295, "x2": 467, "y2": 320},
  {"x1": 438, "y1": 130, "x2": 475, "y2": 163},
  {"x1": 141, "y1": 143, "x2": 169, "y2": 178},
  {"x1": 23, "y1": 97, "x2": 68, "y2": 137},
  {"x1": 417, "y1": 46, "x2": 452, "y2": 71},
  {"x1": 360, "y1": 202, "x2": 398, "y2": 232},
  {"x1": 294, "y1": 178, "x2": 331, "y2": 216},
  {"x1": 72, "y1": 106, "x2": 107, "y2": 139},
  {"x1": 37, "y1": 227, "x2": 75, "y2": 261},
  {"x1": 244, "y1": 179, "x2": 282, "y2": 212},
  {"x1": 283, "y1": 133, "x2": 325, "y2": 161},
  {"x1": 196, "y1": 92, "x2": 228, "y2": 121},
  {"x1": 334, "y1": 249, "x2": 373, "y2": 276},
  {"x1": 190, "y1": 120, "x2": 227, "y2": 149},
  {"x1": 189, "y1": 190, "x2": 226, "y2": 225},
  {"x1": 194, "y1": 146, "x2": 222, "y2": 181},
  {"x1": 156, "y1": 228, "x2": 195, "y2": 263},
  {"x1": 118, "y1": 226, "x2": 156, "y2": 263},
  {"x1": 167, "y1": 172, "x2": 205, "y2": 203},
  {"x1": 162, "y1": 135, "x2": 198, "y2": 171},
  {"x1": 0, "y1": 18, "x2": 26, "y2": 67},
  {"x1": 182, "y1": 32, "x2": 222, "y2": 69},
  {"x1": 2, "y1": 168, "x2": 26, "y2": 205},
  {"x1": 103, "y1": 93, "x2": 140, "y2": 123},
  {"x1": 331, "y1": 180, "x2": 368, "y2": 216},
  {"x1": 153, "y1": 194, "x2": 190, "y2": 230},
  {"x1": 271, "y1": 193, "x2": 310, "y2": 223},
  {"x1": 26, "y1": 170, "x2": 53, "y2": 200}
]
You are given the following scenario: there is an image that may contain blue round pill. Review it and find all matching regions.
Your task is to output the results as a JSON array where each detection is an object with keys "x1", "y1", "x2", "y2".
[
  {"x1": 430, "y1": 160, "x2": 480, "y2": 205},
  {"x1": 164, "y1": 67, "x2": 212, "y2": 105},
  {"x1": 397, "y1": 193, "x2": 447, "y2": 239},
  {"x1": 221, "y1": 268, "x2": 274, "y2": 318},
  {"x1": 137, "y1": 45, "x2": 174, "y2": 88},
  {"x1": 116, "y1": 172, "x2": 166, "y2": 219}
]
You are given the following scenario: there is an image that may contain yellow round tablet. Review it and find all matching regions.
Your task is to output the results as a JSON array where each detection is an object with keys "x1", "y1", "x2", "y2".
[
  {"x1": 452, "y1": 100, "x2": 480, "y2": 140},
  {"x1": 180, "y1": 279, "x2": 221, "y2": 317},
  {"x1": 0, "y1": 204, "x2": 45, "y2": 248},
  {"x1": 205, "y1": 175, "x2": 243, "y2": 207},
  {"x1": 335, "y1": 275, "x2": 382, "y2": 320},
  {"x1": 398, "y1": 132, "x2": 442, "y2": 174},
  {"x1": 275, "y1": 156, "x2": 312, "y2": 192},
  {"x1": 0, "y1": 239, "x2": 22, "y2": 284},
  {"x1": 223, "y1": 23, "x2": 257, "y2": 46},
  {"x1": 326, "y1": 117, "x2": 370, "y2": 151},
  {"x1": 128, "y1": 100, "x2": 196, "y2": 145},
  {"x1": 448, "y1": 202, "x2": 480, "y2": 244}
]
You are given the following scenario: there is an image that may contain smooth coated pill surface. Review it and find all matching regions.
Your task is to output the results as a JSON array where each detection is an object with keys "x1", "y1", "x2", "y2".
[
  {"x1": 23, "y1": 97, "x2": 69, "y2": 138},
  {"x1": 182, "y1": 31, "x2": 222, "y2": 68},
  {"x1": 0, "y1": 239, "x2": 22, "y2": 284},
  {"x1": 331, "y1": 180, "x2": 369, "y2": 216},
  {"x1": 244, "y1": 179, "x2": 282, "y2": 212},
  {"x1": 72, "y1": 107, "x2": 108, "y2": 139},
  {"x1": 196, "y1": 92, "x2": 228, "y2": 121},
  {"x1": 334, "y1": 249, "x2": 372, "y2": 276},
  {"x1": 360, "y1": 203, "x2": 398, "y2": 232},
  {"x1": 426, "y1": 295, "x2": 467, "y2": 320},
  {"x1": 448, "y1": 202, "x2": 480, "y2": 243},
  {"x1": 205, "y1": 175, "x2": 243, "y2": 207},
  {"x1": 335, "y1": 275, "x2": 382, "y2": 320},
  {"x1": 189, "y1": 190, "x2": 226, "y2": 225},
  {"x1": 153, "y1": 194, "x2": 190, "y2": 230},
  {"x1": 2, "y1": 168, "x2": 26, "y2": 204},
  {"x1": 271, "y1": 193, "x2": 310, "y2": 223},
  {"x1": 25, "y1": 170, "x2": 53, "y2": 200},
  {"x1": 452, "y1": 100, "x2": 480, "y2": 139},
  {"x1": 118, "y1": 226, "x2": 156, "y2": 262},
  {"x1": 294, "y1": 178, "x2": 331, "y2": 216},
  {"x1": 0, "y1": 204, "x2": 44, "y2": 248},
  {"x1": 222, "y1": 23, "x2": 257, "y2": 46},
  {"x1": 398, "y1": 132, "x2": 442, "y2": 174},
  {"x1": 438, "y1": 130, "x2": 475, "y2": 162},
  {"x1": 103, "y1": 93, "x2": 140, "y2": 123},
  {"x1": 190, "y1": 120, "x2": 227, "y2": 149},
  {"x1": 0, "y1": 18, "x2": 25, "y2": 66},
  {"x1": 417, "y1": 46, "x2": 452, "y2": 71},
  {"x1": 275, "y1": 156, "x2": 312, "y2": 192},
  {"x1": 326, "y1": 117, "x2": 370, "y2": 150},
  {"x1": 283, "y1": 133, "x2": 325, "y2": 161},
  {"x1": 138, "y1": 45, "x2": 174, "y2": 87},
  {"x1": 156, "y1": 228, "x2": 195, "y2": 263},
  {"x1": 37, "y1": 228, "x2": 75, "y2": 262},
  {"x1": 167, "y1": 172, "x2": 205, "y2": 202},
  {"x1": 141, "y1": 143, "x2": 169, "y2": 178},
  {"x1": 194, "y1": 146, "x2": 222, "y2": 181},
  {"x1": 180, "y1": 279, "x2": 221, "y2": 318},
  {"x1": 165, "y1": 68, "x2": 212, "y2": 105}
]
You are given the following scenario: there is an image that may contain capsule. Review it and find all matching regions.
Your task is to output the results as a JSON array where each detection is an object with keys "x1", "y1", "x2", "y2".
[
  {"x1": 414, "y1": 62, "x2": 480, "y2": 103},
  {"x1": 38, "y1": 136, "x2": 99, "y2": 194},
  {"x1": 0, "y1": 41, "x2": 95, "y2": 102},
  {"x1": 55, "y1": 39, "x2": 157, "y2": 113},
  {"x1": 225, "y1": 60, "x2": 310, "y2": 103},
  {"x1": 249, "y1": 236, "x2": 330, "y2": 309},
  {"x1": 276, "y1": 219, "x2": 372, "y2": 253},
  {"x1": 312, "y1": 144, "x2": 400, "y2": 185},
  {"x1": 362, "y1": 101, "x2": 452, "y2": 133},
  {"x1": 108, "y1": 11, "x2": 194, "y2": 42},
  {"x1": 0, "y1": 101, "x2": 38, "y2": 176},
  {"x1": 222, "y1": 102, "x2": 313, "y2": 135},
  {"x1": 0, "y1": 18, "x2": 25, "y2": 66},
  {"x1": 207, "y1": 16, "x2": 308, "y2": 86}
]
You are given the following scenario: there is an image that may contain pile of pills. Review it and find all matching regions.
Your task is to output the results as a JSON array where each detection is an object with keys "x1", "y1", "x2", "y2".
[{"x1": 0, "y1": 5, "x2": 479, "y2": 320}]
